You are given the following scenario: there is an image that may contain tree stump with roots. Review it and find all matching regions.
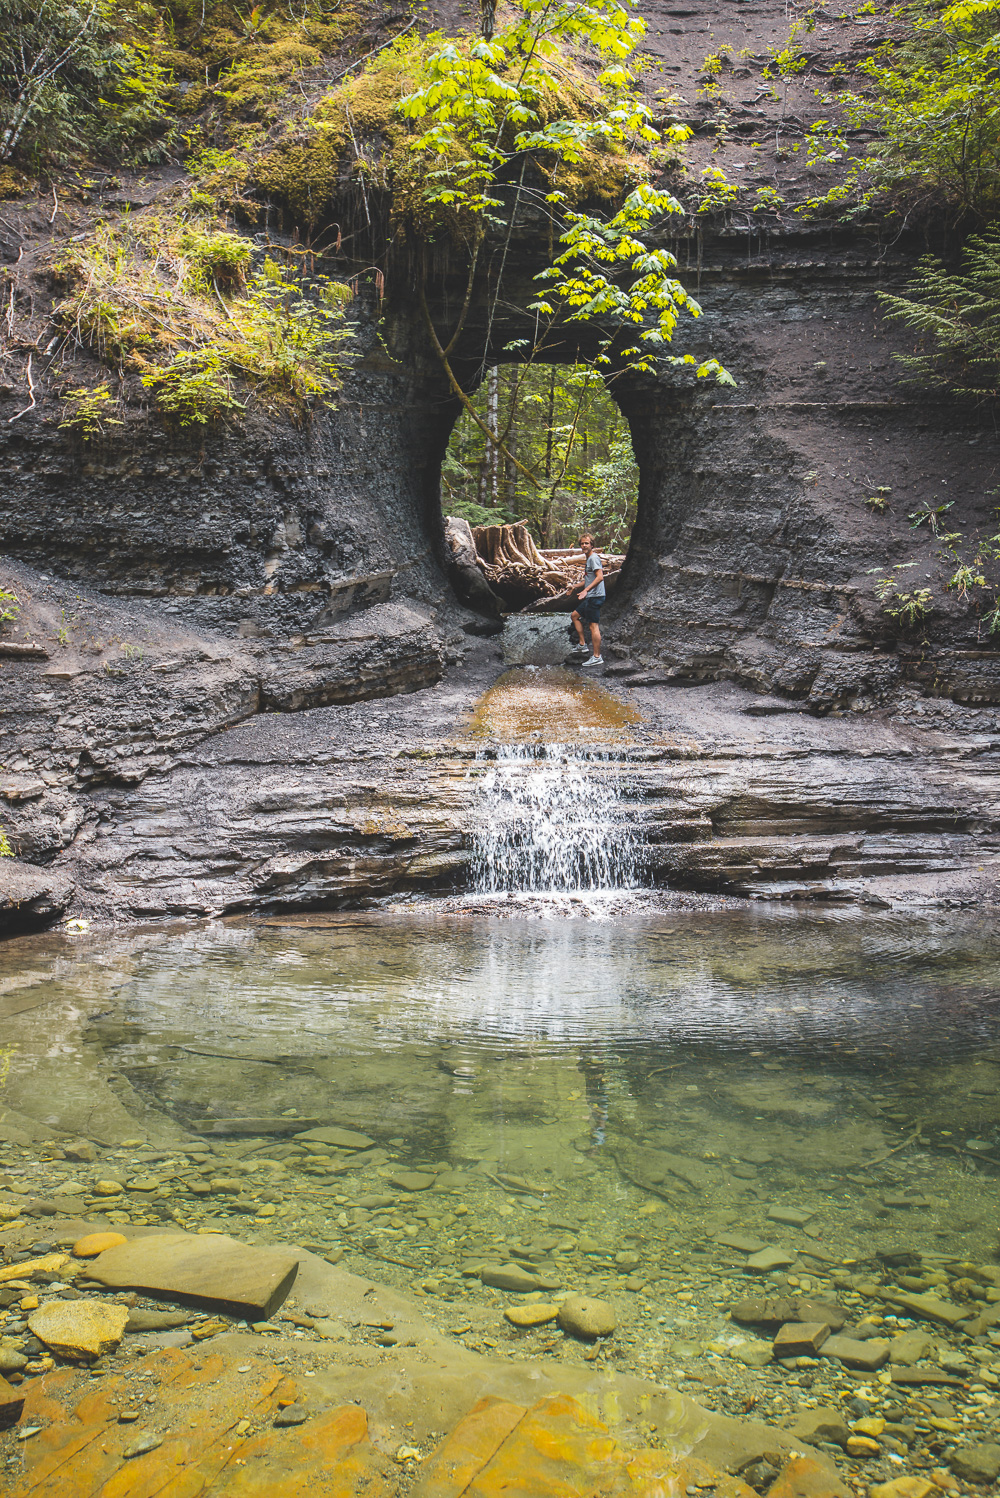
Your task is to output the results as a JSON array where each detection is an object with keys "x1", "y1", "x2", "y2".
[{"x1": 471, "y1": 522, "x2": 572, "y2": 609}]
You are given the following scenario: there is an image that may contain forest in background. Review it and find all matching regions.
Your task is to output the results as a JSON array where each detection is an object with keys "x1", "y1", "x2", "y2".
[{"x1": 442, "y1": 363, "x2": 638, "y2": 551}]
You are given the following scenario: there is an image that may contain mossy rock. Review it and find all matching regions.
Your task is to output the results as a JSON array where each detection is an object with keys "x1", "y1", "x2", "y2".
[
  {"x1": 255, "y1": 134, "x2": 346, "y2": 227},
  {"x1": 156, "y1": 46, "x2": 205, "y2": 79},
  {"x1": 0, "y1": 167, "x2": 30, "y2": 200}
]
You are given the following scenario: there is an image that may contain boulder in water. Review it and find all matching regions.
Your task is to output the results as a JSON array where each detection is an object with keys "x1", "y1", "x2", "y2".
[
  {"x1": 502, "y1": 615, "x2": 574, "y2": 666},
  {"x1": 557, "y1": 1295, "x2": 616, "y2": 1340}
]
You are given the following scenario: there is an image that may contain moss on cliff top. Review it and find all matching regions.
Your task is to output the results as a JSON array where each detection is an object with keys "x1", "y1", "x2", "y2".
[{"x1": 253, "y1": 32, "x2": 651, "y2": 238}]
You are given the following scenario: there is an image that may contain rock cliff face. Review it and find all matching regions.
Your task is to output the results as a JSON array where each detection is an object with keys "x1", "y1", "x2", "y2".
[{"x1": 1, "y1": 0, "x2": 999, "y2": 926}]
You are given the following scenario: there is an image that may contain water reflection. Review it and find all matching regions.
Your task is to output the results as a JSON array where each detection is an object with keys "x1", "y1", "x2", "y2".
[
  {"x1": 103, "y1": 911, "x2": 1000, "y2": 1069},
  {"x1": 3, "y1": 909, "x2": 1000, "y2": 1401}
]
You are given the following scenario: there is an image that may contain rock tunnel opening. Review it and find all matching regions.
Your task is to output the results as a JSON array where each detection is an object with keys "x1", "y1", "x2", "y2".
[{"x1": 436, "y1": 356, "x2": 642, "y2": 623}]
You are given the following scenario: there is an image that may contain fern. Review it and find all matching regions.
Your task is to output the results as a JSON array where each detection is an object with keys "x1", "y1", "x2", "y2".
[{"x1": 878, "y1": 227, "x2": 1000, "y2": 401}]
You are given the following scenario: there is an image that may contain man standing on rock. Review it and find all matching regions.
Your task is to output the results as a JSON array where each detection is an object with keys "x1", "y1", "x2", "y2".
[{"x1": 569, "y1": 533, "x2": 605, "y2": 667}]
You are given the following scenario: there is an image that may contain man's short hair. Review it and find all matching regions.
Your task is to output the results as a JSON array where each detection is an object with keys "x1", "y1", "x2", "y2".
[{"x1": 579, "y1": 533, "x2": 592, "y2": 545}]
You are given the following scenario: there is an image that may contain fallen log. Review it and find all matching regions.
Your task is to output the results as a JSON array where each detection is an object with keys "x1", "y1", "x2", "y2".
[{"x1": 524, "y1": 569, "x2": 621, "y2": 612}]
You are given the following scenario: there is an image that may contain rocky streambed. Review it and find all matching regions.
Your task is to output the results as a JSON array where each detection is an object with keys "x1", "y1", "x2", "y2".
[
  {"x1": 2, "y1": 911, "x2": 1000, "y2": 1491},
  {"x1": 0, "y1": 1173, "x2": 999, "y2": 1492}
]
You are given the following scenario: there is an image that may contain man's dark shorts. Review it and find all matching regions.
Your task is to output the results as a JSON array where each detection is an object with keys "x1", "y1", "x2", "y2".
[{"x1": 577, "y1": 597, "x2": 603, "y2": 625}]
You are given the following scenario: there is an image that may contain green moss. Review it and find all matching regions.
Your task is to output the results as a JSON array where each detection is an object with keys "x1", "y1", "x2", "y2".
[
  {"x1": 155, "y1": 46, "x2": 204, "y2": 79},
  {"x1": 254, "y1": 32, "x2": 648, "y2": 237},
  {"x1": 0, "y1": 166, "x2": 30, "y2": 198},
  {"x1": 546, "y1": 143, "x2": 643, "y2": 210},
  {"x1": 255, "y1": 134, "x2": 346, "y2": 228}
]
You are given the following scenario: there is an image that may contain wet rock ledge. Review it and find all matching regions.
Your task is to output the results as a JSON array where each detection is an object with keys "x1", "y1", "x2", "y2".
[
  {"x1": 6, "y1": 687, "x2": 998, "y2": 925},
  {"x1": 1, "y1": 558, "x2": 999, "y2": 925}
]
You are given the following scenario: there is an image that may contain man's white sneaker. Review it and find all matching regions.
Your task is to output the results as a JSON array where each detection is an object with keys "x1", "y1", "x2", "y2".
[
  {"x1": 580, "y1": 655, "x2": 604, "y2": 667},
  {"x1": 568, "y1": 644, "x2": 589, "y2": 656}
]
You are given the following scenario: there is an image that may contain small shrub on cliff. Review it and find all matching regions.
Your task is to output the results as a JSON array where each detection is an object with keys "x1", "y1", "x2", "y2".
[
  {"x1": 874, "y1": 572, "x2": 935, "y2": 625},
  {"x1": 55, "y1": 214, "x2": 354, "y2": 425},
  {"x1": 58, "y1": 384, "x2": 124, "y2": 438},
  {"x1": 0, "y1": 587, "x2": 19, "y2": 627},
  {"x1": 802, "y1": 0, "x2": 1000, "y2": 223}
]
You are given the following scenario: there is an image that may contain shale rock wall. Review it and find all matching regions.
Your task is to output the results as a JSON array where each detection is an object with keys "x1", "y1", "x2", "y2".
[{"x1": 2, "y1": 0, "x2": 999, "y2": 925}]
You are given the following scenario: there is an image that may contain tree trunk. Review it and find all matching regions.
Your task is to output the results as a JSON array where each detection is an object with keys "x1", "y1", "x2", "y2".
[
  {"x1": 485, "y1": 365, "x2": 500, "y2": 508},
  {"x1": 503, "y1": 367, "x2": 518, "y2": 510},
  {"x1": 540, "y1": 367, "x2": 556, "y2": 545}
]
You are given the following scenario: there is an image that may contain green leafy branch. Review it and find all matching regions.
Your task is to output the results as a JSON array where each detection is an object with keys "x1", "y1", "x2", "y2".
[
  {"x1": 394, "y1": 0, "x2": 732, "y2": 481},
  {"x1": 0, "y1": 587, "x2": 19, "y2": 628},
  {"x1": 798, "y1": 0, "x2": 1000, "y2": 223},
  {"x1": 877, "y1": 226, "x2": 1000, "y2": 402}
]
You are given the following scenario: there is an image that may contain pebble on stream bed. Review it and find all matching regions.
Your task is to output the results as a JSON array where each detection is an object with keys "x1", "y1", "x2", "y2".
[{"x1": 2, "y1": 1114, "x2": 1000, "y2": 1495}]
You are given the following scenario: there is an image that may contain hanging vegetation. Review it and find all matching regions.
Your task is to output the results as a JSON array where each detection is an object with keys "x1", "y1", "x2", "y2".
[{"x1": 53, "y1": 214, "x2": 355, "y2": 427}]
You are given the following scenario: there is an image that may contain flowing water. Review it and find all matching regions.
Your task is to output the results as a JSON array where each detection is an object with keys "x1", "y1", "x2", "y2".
[
  {"x1": 467, "y1": 666, "x2": 643, "y2": 896},
  {"x1": 2, "y1": 669, "x2": 1000, "y2": 1453},
  {"x1": 470, "y1": 745, "x2": 640, "y2": 894}
]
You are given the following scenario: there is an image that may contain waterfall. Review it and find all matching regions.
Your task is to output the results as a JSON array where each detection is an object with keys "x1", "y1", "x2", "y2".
[{"x1": 470, "y1": 744, "x2": 639, "y2": 894}]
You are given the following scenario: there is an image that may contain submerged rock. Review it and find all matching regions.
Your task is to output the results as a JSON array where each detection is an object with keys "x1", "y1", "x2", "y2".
[
  {"x1": 294, "y1": 1127, "x2": 374, "y2": 1150},
  {"x1": 389, "y1": 1172, "x2": 435, "y2": 1193},
  {"x1": 731, "y1": 1296, "x2": 847, "y2": 1330},
  {"x1": 505, "y1": 1303, "x2": 559, "y2": 1328},
  {"x1": 558, "y1": 1295, "x2": 616, "y2": 1340},
  {"x1": 888, "y1": 1330, "x2": 938, "y2": 1365},
  {"x1": 870, "y1": 1481, "x2": 938, "y2": 1498},
  {"x1": 125, "y1": 1309, "x2": 190, "y2": 1333},
  {"x1": 28, "y1": 1301, "x2": 129, "y2": 1361},
  {"x1": 772, "y1": 1322, "x2": 831, "y2": 1357},
  {"x1": 766, "y1": 1206, "x2": 815, "y2": 1227},
  {"x1": 820, "y1": 1334, "x2": 891, "y2": 1370},
  {"x1": 479, "y1": 1264, "x2": 541, "y2": 1293},
  {"x1": 730, "y1": 1341, "x2": 773, "y2": 1369},
  {"x1": 86, "y1": 1232, "x2": 299, "y2": 1320},
  {"x1": 949, "y1": 1444, "x2": 1000, "y2": 1485},
  {"x1": 746, "y1": 1247, "x2": 796, "y2": 1273},
  {"x1": 73, "y1": 1232, "x2": 128, "y2": 1258},
  {"x1": 0, "y1": 1253, "x2": 67, "y2": 1282},
  {"x1": 781, "y1": 1408, "x2": 850, "y2": 1450}
]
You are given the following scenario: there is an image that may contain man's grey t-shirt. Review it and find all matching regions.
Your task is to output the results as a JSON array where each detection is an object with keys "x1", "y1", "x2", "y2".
[{"x1": 585, "y1": 551, "x2": 605, "y2": 599}]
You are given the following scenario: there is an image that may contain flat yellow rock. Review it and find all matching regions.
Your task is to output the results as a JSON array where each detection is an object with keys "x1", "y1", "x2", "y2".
[
  {"x1": 73, "y1": 1231, "x2": 129, "y2": 1258},
  {"x1": 0, "y1": 1253, "x2": 66, "y2": 1283},
  {"x1": 870, "y1": 1480, "x2": 938, "y2": 1498},
  {"x1": 505, "y1": 1303, "x2": 560, "y2": 1328},
  {"x1": 28, "y1": 1300, "x2": 129, "y2": 1360}
]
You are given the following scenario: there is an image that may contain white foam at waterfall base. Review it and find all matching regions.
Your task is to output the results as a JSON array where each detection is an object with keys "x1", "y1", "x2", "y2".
[{"x1": 470, "y1": 744, "x2": 639, "y2": 895}]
